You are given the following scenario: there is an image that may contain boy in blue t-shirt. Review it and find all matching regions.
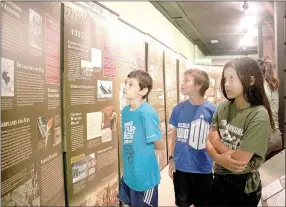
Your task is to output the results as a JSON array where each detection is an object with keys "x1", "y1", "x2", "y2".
[
  {"x1": 118, "y1": 70, "x2": 165, "y2": 207},
  {"x1": 168, "y1": 69, "x2": 216, "y2": 207}
]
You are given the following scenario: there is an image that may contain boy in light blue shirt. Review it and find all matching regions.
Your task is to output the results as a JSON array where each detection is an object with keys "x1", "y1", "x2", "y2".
[{"x1": 118, "y1": 70, "x2": 165, "y2": 207}]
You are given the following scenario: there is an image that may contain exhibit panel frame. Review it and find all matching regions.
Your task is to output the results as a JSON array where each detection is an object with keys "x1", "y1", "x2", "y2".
[
  {"x1": 1, "y1": 2, "x2": 65, "y2": 206},
  {"x1": 163, "y1": 49, "x2": 179, "y2": 158},
  {"x1": 62, "y1": 2, "x2": 120, "y2": 206},
  {"x1": 146, "y1": 38, "x2": 168, "y2": 170}
]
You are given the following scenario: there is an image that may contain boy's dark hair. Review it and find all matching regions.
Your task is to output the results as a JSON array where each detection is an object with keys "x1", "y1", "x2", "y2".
[
  {"x1": 221, "y1": 57, "x2": 275, "y2": 131},
  {"x1": 184, "y1": 69, "x2": 210, "y2": 96},
  {"x1": 127, "y1": 70, "x2": 153, "y2": 99}
]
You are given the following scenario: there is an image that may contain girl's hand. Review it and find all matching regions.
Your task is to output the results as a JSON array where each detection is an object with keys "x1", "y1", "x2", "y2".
[{"x1": 217, "y1": 151, "x2": 248, "y2": 173}]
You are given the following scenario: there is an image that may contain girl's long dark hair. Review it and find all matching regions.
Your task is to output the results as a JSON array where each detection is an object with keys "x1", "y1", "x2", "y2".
[
  {"x1": 221, "y1": 57, "x2": 275, "y2": 131},
  {"x1": 257, "y1": 58, "x2": 279, "y2": 91}
]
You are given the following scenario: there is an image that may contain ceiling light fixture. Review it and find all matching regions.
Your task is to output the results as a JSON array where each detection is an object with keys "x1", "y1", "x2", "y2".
[{"x1": 211, "y1": 40, "x2": 218, "y2": 43}]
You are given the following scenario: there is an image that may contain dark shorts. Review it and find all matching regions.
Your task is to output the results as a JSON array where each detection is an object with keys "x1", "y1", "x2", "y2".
[
  {"x1": 208, "y1": 173, "x2": 262, "y2": 206},
  {"x1": 173, "y1": 170, "x2": 213, "y2": 207},
  {"x1": 117, "y1": 178, "x2": 158, "y2": 207}
]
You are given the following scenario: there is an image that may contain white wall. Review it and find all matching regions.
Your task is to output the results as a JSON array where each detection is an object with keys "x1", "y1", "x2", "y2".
[
  {"x1": 99, "y1": 1, "x2": 196, "y2": 60},
  {"x1": 194, "y1": 45, "x2": 205, "y2": 59}
]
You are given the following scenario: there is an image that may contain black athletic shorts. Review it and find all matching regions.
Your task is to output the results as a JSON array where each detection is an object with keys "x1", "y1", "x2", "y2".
[
  {"x1": 208, "y1": 173, "x2": 262, "y2": 206},
  {"x1": 173, "y1": 170, "x2": 213, "y2": 207}
]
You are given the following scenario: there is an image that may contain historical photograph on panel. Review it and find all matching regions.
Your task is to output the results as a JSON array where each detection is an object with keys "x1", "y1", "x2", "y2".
[
  {"x1": 72, "y1": 156, "x2": 87, "y2": 184},
  {"x1": 101, "y1": 128, "x2": 112, "y2": 143},
  {"x1": 86, "y1": 111, "x2": 103, "y2": 140},
  {"x1": 37, "y1": 116, "x2": 54, "y2": 149},
  {"x1": 29, "y1": 8, "x2": 43, "y2": 50},
  {"x1": 80, "y1": 174, "x2": 119, "y2": 207},
  {"x1": 1, "y1": 165, "x2": 40, "y2": 207},
  {"x1": 80, "y1": 60, "x2": 94, "y2": 78},
  {"x1": 1, "y1": 58, "x2": 14, "y2": 97},
  {"x1": 37, "y1": 115, "x2": 61, "y2": 149},
  {"x1": 85, "y1": 153, "x2": 96, "y2": 177},
  {"x1": 97, "y1": 80, "x2": 112, "y2": 99},
  {"x1": 52, "y1": 127, "x2": 61, "y2": 146},
  {"x1": 102, "y1": 106, "x2": 117, "y2": 131}
]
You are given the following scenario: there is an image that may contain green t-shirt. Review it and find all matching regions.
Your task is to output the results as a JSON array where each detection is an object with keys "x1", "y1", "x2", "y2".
[{"x1": 212, "y1": 100, "x2": 271, "y2": 193}]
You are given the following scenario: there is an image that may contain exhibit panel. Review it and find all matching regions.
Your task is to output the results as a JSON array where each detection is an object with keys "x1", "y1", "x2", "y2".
[
  {"x1": 164, "y1": 49, "x2": 178, "y2": 157},
  {"x1": 147, "y1": 39, "x2": 168, "y2": 169},
  {"x1": 63, "y1": 2, "x2": 119, "y2": 206},
  {"x1": 1, "y1": 2, "x2": 65, "y2": 206}
]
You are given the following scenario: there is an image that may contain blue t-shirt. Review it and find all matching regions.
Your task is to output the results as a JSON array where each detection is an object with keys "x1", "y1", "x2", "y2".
[
  {"x1": 122, "y1": 102, "x2": 162, "y2": 191},
  {"x1": 169, "y1": 100, "x2": 216, "y2": 173}
]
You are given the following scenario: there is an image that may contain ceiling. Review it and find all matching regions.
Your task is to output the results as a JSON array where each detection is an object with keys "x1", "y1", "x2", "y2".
[{"x1": 151, "y1": 1, "x2": 275, "y2": 56}]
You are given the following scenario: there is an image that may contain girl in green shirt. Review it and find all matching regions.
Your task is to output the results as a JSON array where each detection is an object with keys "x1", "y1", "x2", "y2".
[{"x1": 206, "y1": 57, "x2": 275, "y2": 206}]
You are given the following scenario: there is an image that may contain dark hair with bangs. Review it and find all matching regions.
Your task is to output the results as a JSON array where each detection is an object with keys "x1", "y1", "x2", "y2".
[{"x1": 221, "y1": 57, "x2": 275, "y2": 131}]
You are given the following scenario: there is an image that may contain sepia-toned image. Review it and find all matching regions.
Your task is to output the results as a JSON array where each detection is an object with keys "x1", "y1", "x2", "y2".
[
  {"x1": 102, "y1": 106, "x2": 117, "y2": 131},
  {"x1": 72, "y1": 156, "x2": 87, "y2": 184},
  {"x1": 86, "y1": 153, "x2": 96, "y2": 177},
  {"x1": 1, "y1": 58, "x2": 14, "y2": 97},
  {"x1": 97, "y1": 80, "x2": 112, "y2": 99},
  {"x1": 79, "y1": 174, "x2": 119, "y2": 207},
  {"x1": 1, "y1": 165, "x2": 40, "y2": 207},
  {"x1": 80, "y1": 60, "x2": 95, "y2": 78},
  {"x1": 52, "y1": 127, "x2": 61, "y2": 146},
  {"x1": 101, "y1": 128, "x2": 112, "y2": 143},
  {"x1": 29, "y1": 8, "x2": 43, "y2": 50},
  {"x1": 37, "y1": 116, "x2": 54, "y2": 149}
]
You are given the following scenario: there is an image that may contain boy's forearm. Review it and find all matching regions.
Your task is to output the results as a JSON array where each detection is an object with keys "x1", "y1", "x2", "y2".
[
  {"x1": 169, "y1": 128, "x2": 177, "y2": 156},
  {"x1": 154, "y1": 139, "x2": 165, "y2": 150}
]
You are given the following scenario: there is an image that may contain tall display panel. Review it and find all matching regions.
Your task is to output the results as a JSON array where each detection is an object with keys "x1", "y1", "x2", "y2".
[
  {"x1": 116, "y1": 20, "x2": 146, "y2": 174},
  {"x1": 63, "y1": 2, "x2": 119, "y2": 206},
  {"x1": 1, "y1": 2, "x2": 65, "y2": 206},
  {"x1": 164, "y1": 50, "x2": 178, "y2": 157},
  {"x1": 147, "y1": 39, "x2": 168, "y2": 169}
]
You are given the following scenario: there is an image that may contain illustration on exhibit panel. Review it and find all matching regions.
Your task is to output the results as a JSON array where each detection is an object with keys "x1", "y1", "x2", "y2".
[
  {"x1": 78, "y1": 174, "x2": 119, "y2": 207},
  {"x1": 1, "y1": 165, "x2": 40, "y2": 207},
  {"x1": 29, "y1": 8, "x2": 43, "y2": 50},
  {"x1": 1, "y1": 57, "x2": 14, "y2": 97},
  {"x1": 37, "y1": 115, "x2": 61, "y2": 149},
  {"x1": 80, "y1": 48, "x2": 102, "y2": 78},
  {"x1": 97, "y1": 80, "x2": 112, "y2": 99},
  {"x1": 71, "y1": 153, "x2": 96, "y2": 184},
  {"x1": 86, "y1": 106, "x2": 116, "y2": 142}
]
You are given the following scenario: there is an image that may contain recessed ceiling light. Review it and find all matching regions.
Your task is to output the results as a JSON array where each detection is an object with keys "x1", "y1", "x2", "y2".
[{"x1": 211, "y1": 40, "x2": 218, "y2": 43}]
